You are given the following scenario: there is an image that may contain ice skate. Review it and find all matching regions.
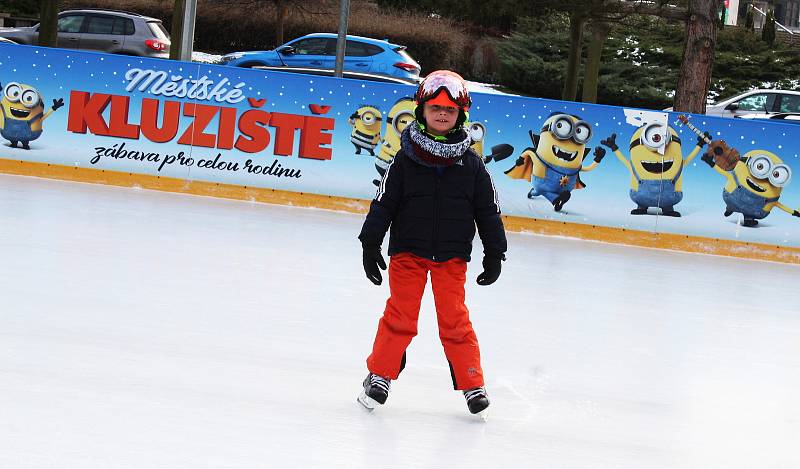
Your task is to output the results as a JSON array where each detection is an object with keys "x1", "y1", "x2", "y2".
[
  {"x1": 357, "y1": 373, "x2": 390, "y2": 411},
  {"x1": 464, "y1": 387, "x2": 490, "y2": 421}
]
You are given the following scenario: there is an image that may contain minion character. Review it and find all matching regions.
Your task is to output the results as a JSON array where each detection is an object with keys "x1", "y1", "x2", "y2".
[
  {"x1": 600, "y1": 123, "x2": 703, "y2": 217},
  {"x1": 701, "y1": 149, "x2": 799, "y2": 227},
  {"x1": 467, "y1": 121, "x2": 487, "y2": 157},
  {"x1": 348, "y1": 105, "x2": 382, "y2": 156},
  {"x1": 505, "y1": 113, "x2": 605, "y2": 211},
  {"x1": 373, "y1": 98, "x2": 414, "y2": 185},
  {"x1": 466, "y1": 120, "x2": 514, "y2": 164},
  {"x1": 0, "y1": 81, "x2": 64, "y2": 150}
]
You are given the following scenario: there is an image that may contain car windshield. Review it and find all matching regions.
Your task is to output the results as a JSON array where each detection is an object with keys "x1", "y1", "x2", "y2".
[{"x1": 147, "y1": 21, "x2": 170, "y2": 40}]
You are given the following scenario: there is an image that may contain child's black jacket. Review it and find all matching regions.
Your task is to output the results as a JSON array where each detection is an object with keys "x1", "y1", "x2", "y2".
[{"x1": 359, "y1": 145, "x2": 507, "y2": 263}]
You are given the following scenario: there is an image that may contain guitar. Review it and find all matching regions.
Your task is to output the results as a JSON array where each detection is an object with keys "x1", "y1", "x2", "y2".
[{"x1": 676, "y1": 114, "x2": 740, "y2": 170}]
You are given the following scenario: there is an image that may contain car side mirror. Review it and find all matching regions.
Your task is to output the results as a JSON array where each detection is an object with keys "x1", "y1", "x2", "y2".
[
  {"x1": 277, "y1": 46, "x2": 295, "y2": 55},
  {"x1": 725, "y1": 102, "x2": 739, "y2": 111}
]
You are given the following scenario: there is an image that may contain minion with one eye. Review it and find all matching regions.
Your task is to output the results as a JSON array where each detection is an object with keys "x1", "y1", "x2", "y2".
[
  {"x1": 373, "y1": 98, "x2": 414, "y2": 185},
  {"x1": 701, "y1": 149, "x2": 799, "y2": 227},
  {"x1": 601, "y1": 123, "x2": 703, "y2": 217},
  {"x1": 349, "y1": 105, "x2": 382, "y2": 156},
  {"x1": 0, "y1": 81, "x2": 64, "y2": 150},
  {"x1": 505, "y1": 113, "x2": 605, "y2": 211}
]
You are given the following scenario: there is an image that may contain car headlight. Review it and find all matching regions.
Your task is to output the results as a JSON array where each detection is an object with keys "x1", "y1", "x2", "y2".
[{"x1": 220, "y1": 52, "x2": 245, "y2": 63}]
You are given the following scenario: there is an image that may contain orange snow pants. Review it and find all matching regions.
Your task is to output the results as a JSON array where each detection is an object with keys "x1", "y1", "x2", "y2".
[{"x1": 366, "y1": 252, "x2": 484, "y2": 390}]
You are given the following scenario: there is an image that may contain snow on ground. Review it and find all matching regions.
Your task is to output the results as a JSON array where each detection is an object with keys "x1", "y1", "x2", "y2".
[
  {"x1": 191, "y1": 51, "x2": 222, "y2": 64},
  {"x1": 1, "y1": 174, "x2": 798, "y2": 469}
]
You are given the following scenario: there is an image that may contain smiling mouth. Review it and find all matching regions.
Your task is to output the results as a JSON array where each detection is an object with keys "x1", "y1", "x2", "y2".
[
  {"x1": 552, "y1": 145, "x2": 577, "y2": 162},
  {"x1": 10, "y1": 107, "x2": 30, "y2": 118},
  {"x1": 640, "y1": 159, "x2": 674, "y2": 174},
  {"x1": 746, "y1": 178, "x2": 767, "y2": 193}
]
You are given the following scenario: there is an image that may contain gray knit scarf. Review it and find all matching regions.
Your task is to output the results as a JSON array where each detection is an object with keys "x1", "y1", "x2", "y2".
[{"x1": 401, "y1": 121, "x2": 473, "y2": 168}]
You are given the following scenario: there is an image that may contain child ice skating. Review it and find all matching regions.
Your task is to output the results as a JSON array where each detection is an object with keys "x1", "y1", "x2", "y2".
[{"x1": 357, "y1": 70, "x2": 508, "y2": 418}]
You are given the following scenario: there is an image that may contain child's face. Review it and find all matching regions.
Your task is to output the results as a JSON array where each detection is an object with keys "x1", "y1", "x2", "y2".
[{"x1": 423, "y1": 104, "x2": 459, "y2": 136}]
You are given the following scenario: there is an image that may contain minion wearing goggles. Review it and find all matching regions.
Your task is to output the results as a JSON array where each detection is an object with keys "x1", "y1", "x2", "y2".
[
  {"x1": 701, "y1": 148, "x2": 799, "y2": 227},
  {"x1": 505, "y1": 113, "x2": 605, "y2": 212},
  {"x1": 348, "y1": 105, "x2": 383, "y2": 156},
  {"x1": 0, "y1": 81, "x2": 63, "y2": 150},
  {"x1": 600, "y1": 122, "x2": 703, "y2": 217}
]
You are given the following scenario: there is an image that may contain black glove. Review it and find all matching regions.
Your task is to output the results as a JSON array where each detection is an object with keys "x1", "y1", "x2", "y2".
[
  {"x1": 600, "y1": 134, "x2": 618, "y2": 152},
  {"x1": 52, "y1": 98, "x2": 64, "y2": 111},
  {"x1": 476, "y1": 254, "x2": 504, "y2": 286},
  {"x1": 593, "y1": 146, "x2": 606, "y2": 163},
  {"x1": 697, "y1": 131, "x2": 711, "y2": 148},
  {"x1": 701, "y1": 152, "x2": 715, "y2": 168},
  {"x1": 793, "y1": 210, "x2": 800, "y2": 217},
  {"x1": 362, "y1": 246, "x2": 387, "y2": 285}
]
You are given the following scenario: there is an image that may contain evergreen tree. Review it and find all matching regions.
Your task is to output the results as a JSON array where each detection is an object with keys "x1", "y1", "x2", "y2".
[{"x1": 496, "y1": 12, "x2": 800, "y2": 109}]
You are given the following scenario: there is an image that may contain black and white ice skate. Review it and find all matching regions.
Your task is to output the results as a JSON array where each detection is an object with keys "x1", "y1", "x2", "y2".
[
  {"x1": 357, "y1": 373, "x2": 390, "y2": 411},
  {"x1": 464, "y1": 387, "x2": 490, "y2": 420}
]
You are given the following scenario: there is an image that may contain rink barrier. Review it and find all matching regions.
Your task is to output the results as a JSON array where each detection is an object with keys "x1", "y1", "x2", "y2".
[
  {"x1": 3, "y1": 158, "x2": 798, "y2": 265},
  {"x1": 2, "y1": 43, "x2": 800, "y2": 263}
]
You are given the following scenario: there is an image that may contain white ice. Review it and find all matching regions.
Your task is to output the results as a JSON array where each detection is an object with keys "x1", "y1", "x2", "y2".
[{"x1": 1, "y1": 174, "x2": 798, "y2": 469}]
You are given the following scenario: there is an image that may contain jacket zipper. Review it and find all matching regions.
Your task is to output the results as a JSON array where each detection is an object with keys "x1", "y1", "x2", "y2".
[{"x1": 432, "y1": 170, "x2": 440, "y2": 262}]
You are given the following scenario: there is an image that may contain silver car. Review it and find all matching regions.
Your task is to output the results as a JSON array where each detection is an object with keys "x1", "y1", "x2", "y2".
[
  {"x1": 705, "y1": 89, "x2": 800, "y2": 118},
  {"x1": 0, "y1": 9, "x2": 170, "y2": 58}
]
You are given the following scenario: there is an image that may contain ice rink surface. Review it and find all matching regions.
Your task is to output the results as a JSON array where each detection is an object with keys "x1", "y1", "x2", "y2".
[{"x1": 1, "y1": 173, "x2": 798, "y2": 469}]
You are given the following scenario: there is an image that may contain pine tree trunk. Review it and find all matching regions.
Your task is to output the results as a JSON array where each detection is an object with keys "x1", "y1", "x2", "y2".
[
  {"x1": 562, "y1": 11, "x2": 586, "y2": 101},
  {"x1": 581, "y1": 21, "x2": 611, "y2": 103},
  {"x1": 673, "y1": 0, "x2": 717, "y2": 113},
  {"x1": 37, "y1": 0, "x2": 58, "y2": 47}
]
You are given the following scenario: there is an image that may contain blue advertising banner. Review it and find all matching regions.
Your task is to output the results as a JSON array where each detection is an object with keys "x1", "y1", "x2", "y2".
[{"x1": 2, "y1": 43, "x2": 800, "y2": 254}]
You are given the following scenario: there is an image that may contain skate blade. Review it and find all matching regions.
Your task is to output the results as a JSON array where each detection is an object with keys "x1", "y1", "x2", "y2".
[
  {"x1": 357, "y1": 390, "x2": 378, "y2": 412},
  {"x1": 475, "y1": 408, "x2": 489, "y2": 422}
]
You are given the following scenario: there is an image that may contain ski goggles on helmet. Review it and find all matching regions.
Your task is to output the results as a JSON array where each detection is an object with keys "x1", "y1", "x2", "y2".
[
  {"x1": 630, "y1": 123, "x2": 679, "y2": 150},
  {"x1": 541, "y1": 114, "x2": 592, "y2": 145},
  {"x1": 746, "y1": 154, "x2": 792, "y2": 187},
  {"x1": 4, "y1": 82, "x2": 41, "y2": 109},
  {"x1": 415, "y1": 70, "x2": 471, "y2": 110}
]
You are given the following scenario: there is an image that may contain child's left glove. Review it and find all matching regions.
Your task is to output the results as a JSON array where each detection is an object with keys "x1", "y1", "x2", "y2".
[
  {"x1": 476, "y1": 253, "x2": 504, "y2": 286},
  {"x1": 362, "y1": 245, "x2": 387, "y2": 285}
]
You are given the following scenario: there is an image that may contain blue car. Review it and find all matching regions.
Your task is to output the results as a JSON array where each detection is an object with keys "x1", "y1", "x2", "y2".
[{"x1": 220, "y1": 33, "x2": 421, "y2": 81}]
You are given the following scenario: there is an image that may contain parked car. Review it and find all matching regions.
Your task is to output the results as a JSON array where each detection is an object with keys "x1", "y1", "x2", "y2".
[
  {"x1": 735, "y1": 112, "x2": 800, "y2": 123},
  {"x1": 0, "y1": 9, "x2": 170, "y2": 58},
  {"x1": 704, "y1": 89, "x2": 800, "y2": 118},
  {"x1": 220, "y1": 33, "x2": 421, "y2": 81},
  {"x1": 248, "y1": 65, "x2": 418, "y2": 85}
]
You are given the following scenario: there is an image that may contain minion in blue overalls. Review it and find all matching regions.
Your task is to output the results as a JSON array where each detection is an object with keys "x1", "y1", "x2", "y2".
[
  {"x1": 0, "y1": 81, "x2": 63, "y2": 150},
  {"x1": 601, "y1": 123, "x2": 703, "y2": 217},
  {"x1": 701, "y1": 149, "x2": 800, "y2": 227},
  {"x1": 505, "y1": 113, "x2": 606, "y2": 211}
]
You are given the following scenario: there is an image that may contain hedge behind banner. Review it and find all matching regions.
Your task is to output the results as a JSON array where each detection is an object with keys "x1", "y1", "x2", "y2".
[{"x1": 2, "y1": 43, "x2": 800, "y2": 256}]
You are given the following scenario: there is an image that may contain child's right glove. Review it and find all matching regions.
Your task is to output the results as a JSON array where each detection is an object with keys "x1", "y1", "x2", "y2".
[
  {"x1": 476, "y1": 253, "x2": 504, "y2": 286},
  {"x1": 362, "y1": 245, "x2": 387, "y2": 285}
]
